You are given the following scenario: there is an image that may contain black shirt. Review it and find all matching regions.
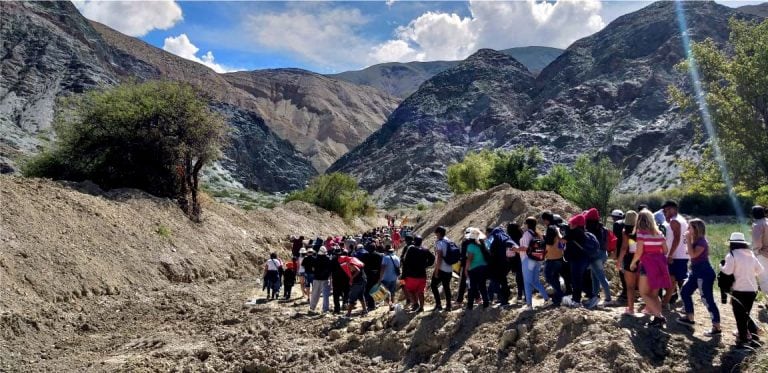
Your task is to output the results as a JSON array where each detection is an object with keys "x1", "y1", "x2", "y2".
[
  {"x1": 302, "y1": 255, "x2": 316, "y2": 275},
  {"x1": 544, "y1": 225, "x2": 559, "y2": 246},
  {"x1": 312, "y1": 255, "x2": 332, "y2": 281},
  {"x1": 564, "y1": 228, "x2": 587, "y2": 262},
  {"x1": 402, "y1": 246, "x2": 434, "y2": 279}
]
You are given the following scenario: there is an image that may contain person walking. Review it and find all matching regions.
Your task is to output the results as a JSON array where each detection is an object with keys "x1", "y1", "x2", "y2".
[
  {"x1": 309, "y1": 247, "x2": 332, "y2": 313},
  {"x1": 517, "y1": 217, "x2": 551, "y2": 311},
  {"x1": 629, "y1": 210, "x2": 671, "y2": 327},
  {"x1": 381, "y1": 246, "x2": 401, "y2": 310},
  {"x1": 431, "y1": 226, "x2": 454, "y2": 312},
  {"x1": 464, "y1": 227, "x2": 490, "y2": 310},
  {"x1": 401, "y1": 236, "x2": 434, "y2": 313},
  {"x1": 542, "y1": 212, "x2": 565, "y2": 307},
  {"x1": 264, "y1": 253, "x2": 283, "y2": 300},
  {"x1": 676, "y1": 219, "x2": 721, "y2": 335},
  {"x1": 563, "y1": 214, "x2": 596, "y2": 308},
  {"x1": 750, "y1": 205, "x2": 768, "y2": 294},
  {"x1": 662, "y1": 200, "x2": 690, "y2": 310},
  {"x1": 301, "y1": 248, "x2": 316, "y2": 303},
  {"x1": 585, "y1": 208, "x2": 612, "y2": 306},
  {"x1": 721, "y1": 232, "x2": 764, "y2": 347},
  {"x1": 507, "y1": 223, "x2": 526, "y2": 303},
  {"x1": 617, "y1": 211, "x2": 639, "y2": 314}
]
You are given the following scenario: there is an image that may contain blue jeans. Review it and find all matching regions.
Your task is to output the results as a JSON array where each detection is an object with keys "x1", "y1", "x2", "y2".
[
  {"x1": 590, "y1": 250, "x2": 612, "y2": 301},
  {"x1": 681, "y1": 261, "x2": 720, "y2": 323},
  {"x1": 522, "y1": 257, "x2": 549, "y2": 307},
  {"x1": 544, "y1": 259, "x2": 565, "y2": 305}
]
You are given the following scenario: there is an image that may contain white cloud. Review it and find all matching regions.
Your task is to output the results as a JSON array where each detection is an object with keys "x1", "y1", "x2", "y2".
[
  {"x1": 370, "y1": 0, "x2": 606, "y2": 64},
  {"x1": 244, "y1": 7, "x2": 372, "y2": 70},
  {"x1": 73, "y1": 0, "x2": 182, "y2": 37},
  {"x1": 162, "y1": 34, "x2": 231, "y2": 73}
]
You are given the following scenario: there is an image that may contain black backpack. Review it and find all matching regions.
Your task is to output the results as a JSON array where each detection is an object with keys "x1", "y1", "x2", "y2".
[
  {"x1": 525, "y1": 230, "x2": 546, "y2": 261},
  {"x1": 442, "y1": 239, "x2": 461, "y2": 265}
]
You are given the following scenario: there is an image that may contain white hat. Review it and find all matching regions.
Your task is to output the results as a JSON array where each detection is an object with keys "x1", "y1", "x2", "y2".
[
  {"x1": 306, "y1": 248, "x2": 315, "y2": 254},
  {"x1": 318, "y1": 246, "x2": 327, "y2": 255},
  {"x1": 299, "y1": 247, "x2": 307, "y2": 254},
  {"x1": 729, "y1": 232, "x2": 748, "y2": 243},
  {"x1": 464, "y1": 227, "x2": 486, "y2": 241}
]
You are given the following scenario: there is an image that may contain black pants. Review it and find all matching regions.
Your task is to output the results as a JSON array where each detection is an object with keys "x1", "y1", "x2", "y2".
[
  {"x1": 467, "y1": 266, "x2": 489, "y2": 310},
  {"x1": 732, "y1": 291, "x2": 759, "y2": 341},
  {"x1": 456, "y1": 267, "x2": 468, "y2": 304},
  {"x1": 561, "y1": 260, "x2": 573, "y2": 296},
  {"x1": 509, "y1": 256, "x2": 524, "y2": 300},
  {"x1": 332, "y1": 280, "x2": 350, "y2": 313},
  {"x1": 490, "y1": 266, "x2": 511, "y2": 305},
  {"x1": 430, "y1": 270, "x2": 453, "y2": 309},
  {"x1": 570, "y1": 258, "x2": 593, "y2": 303}
]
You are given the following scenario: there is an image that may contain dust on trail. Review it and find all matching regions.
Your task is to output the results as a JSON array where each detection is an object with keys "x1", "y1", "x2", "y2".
[{"x1": 0, "y1": 177, "x2": 766, "y2": 372}]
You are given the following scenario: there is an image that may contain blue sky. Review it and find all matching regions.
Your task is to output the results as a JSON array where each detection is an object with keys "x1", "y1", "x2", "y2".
[{"x1": 73, "y1": 1, "x2": 765, "y2": 74}]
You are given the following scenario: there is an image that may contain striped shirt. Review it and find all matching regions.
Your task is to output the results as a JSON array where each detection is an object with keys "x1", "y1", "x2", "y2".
[{"x1": 637, "y1": 230, "x2": 666, "y2": 255}]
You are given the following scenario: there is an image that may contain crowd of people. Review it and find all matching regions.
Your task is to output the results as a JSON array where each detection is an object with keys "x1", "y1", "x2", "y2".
[{"x1": 257, "y1": 202, "x2": 768, "y2": 348}]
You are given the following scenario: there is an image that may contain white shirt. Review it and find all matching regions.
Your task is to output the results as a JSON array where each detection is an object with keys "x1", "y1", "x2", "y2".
[
  {"x1": 266, "y1": 258, "x2": 283, "y2": 271},
  {"x1": 298, "y1": 257, "x2": 305, "y2": 274},
  {"x1": 668, "y1": 215, "x2": 690, "y2": 259},
  {"x1": 435, "y1": 238, "x2": 453, "y2": 273},
  {"x1": 722, "y1": 248, "x2": 764, "y2": 292}
]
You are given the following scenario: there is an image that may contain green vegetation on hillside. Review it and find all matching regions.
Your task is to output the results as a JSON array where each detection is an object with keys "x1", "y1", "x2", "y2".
[
  {"x1": 23, "y1": 81, "x2": 226, "y2": 221},
  {"x1": 447, "y1": 148, "x2": 621, "y2": 219},
  {"x1": 286, "y1": 172, "x2": 374, "y2": 221}
]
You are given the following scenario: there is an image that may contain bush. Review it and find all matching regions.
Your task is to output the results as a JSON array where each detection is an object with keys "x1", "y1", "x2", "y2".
[
  {"x1": 562, "y1": 156, "x2": 622, "y2": 220},
  {"x1": 611, "y1": 189, "x2": 754, "y2": 216},
  {"x1": 23, "y1": 81, "x2": 226, "y2": 221},
  {"x1": 535, "y1": 164, "x2": 576, "y2": 197},
  {"x1": 286, "y1": 173, "x2": 374, "y2": 220},
  {"x1": 446, "y1": 147, "x2": 542, "y2": 194}
]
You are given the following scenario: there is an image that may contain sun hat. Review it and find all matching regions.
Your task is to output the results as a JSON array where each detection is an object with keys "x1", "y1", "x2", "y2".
[
  {"x1": 464, "y1": 227, "x2": 486, "y2": 241},
  {"x1": 729, "y1": 232, "x2": 748, "y2": 243},
  {"x1": 306, "y1": 248, "x2": 315, "y2": 254},
  {"x1": 318, "y1": 247, "x2": 327, "y2": 255}
]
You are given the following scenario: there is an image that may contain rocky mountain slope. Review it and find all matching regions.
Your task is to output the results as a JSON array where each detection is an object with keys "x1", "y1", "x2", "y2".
[
  {"x1": 330, "y1": 49, "x2": 535, "y2": 204},
  {"x1": 330, "y1": 1, "x2": 758, "y2": 205},
  {"x1": 0, "y1": 2, "x2": 397, "y2": 191},
  {"x1": 329, "y1": 46, "x2": 562, "y2": 98},
  {"x1": 223, "y1": 69, "x2": 399, "y2": 172},
  {"x1": 738, "y1": 2, "x2": 768, "y2": 17}
]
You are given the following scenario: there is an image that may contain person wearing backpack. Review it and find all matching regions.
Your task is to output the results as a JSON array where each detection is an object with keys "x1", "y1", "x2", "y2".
[
  {"x1": 487, "y1": 226, "x2": 513, "y2": 307},
  {"x1": 542, "y1": 212, "x2": 565, "y2": 307},
  {"x1": 431, "y1": 226, "x2": 455, "y2": 312},
  {"x1": 264, "y1": 253, "x2": 283, "y2": 300},
  {"x1": 721, "y1": 232, "x2": 764, "y2": 347},
  {"x1": 629, "y1": 210, "x2": 671, "y2": 327},
  {"x1": 463, "y1": 227, "x2": 491, "y2": 310},
  {"x1": 381, "y1": 246, "x2": 401, "y2": 310},
  {"x1": 516, "y1": 217, "x2": 552, "y2": 311},
  {"x1": 585, "y1": 208, "x2": 613, "y2": 307},
  {"x1": 562, "y1": 214, "x2": 595, "y2": 308}
]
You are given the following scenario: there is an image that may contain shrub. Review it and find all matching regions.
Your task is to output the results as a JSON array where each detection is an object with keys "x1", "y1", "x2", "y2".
[
  {"x1": 562, "y1": 156, "x2": 622, "y2": 220},
  {"x1": 535, "y1": 164, "x2": 576, "y2": 197},
  {"x1": 447, "y1": 147, "x2": 542, "y2": 194},
  {"x1": 286, "y1": 172, "x2": 374, "y2": 220},
  {"x1": 23, "y1": 81, "x2": 226, "y2": 221}
]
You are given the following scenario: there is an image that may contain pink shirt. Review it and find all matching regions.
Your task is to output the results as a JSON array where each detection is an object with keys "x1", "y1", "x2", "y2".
[{"x1": 637, "y1": 230, "x2": 665, "y2": 255}]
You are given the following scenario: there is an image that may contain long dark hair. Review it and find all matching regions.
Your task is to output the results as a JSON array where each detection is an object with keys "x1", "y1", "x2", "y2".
[{"x1": 507, "y1": 223, "x2": 523, "y2": 245}]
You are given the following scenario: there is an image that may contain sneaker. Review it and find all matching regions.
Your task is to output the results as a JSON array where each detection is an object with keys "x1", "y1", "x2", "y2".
[
  {"x1": 676, "y1": 317, "x2": 696, "y2": 327},
  {"x1": 646, "y1": 316, "x2": 666, "y2": 328},
  {"x1": 542, "y1": 299, "x2": 554, "y2": 308},
  {"x1": 585, "y1": 297, "x2": 599, "y2": 310},
  {"x1": 524, "y1": 305, "x2": 534, "y2": 312},
  {"x1": 704, "y1": 328, "x2": 722, "y2": 337},
  {"x1": 432, "y1": 306, "x2": 443, "y2": 313}
]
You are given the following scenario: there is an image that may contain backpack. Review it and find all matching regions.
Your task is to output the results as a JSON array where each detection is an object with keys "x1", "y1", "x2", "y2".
[
  {"x1": 442, "y1": 239, "x2": 461, "y2": 265},
  {"x1": 525, "y1": 230, "x2": 546, "y2": 261},
  {"x1": 489, "y1": 227, "x2": 511, "y2": 260},
  {"x1": 578, "y1": 232, "x2": 601, "y2": 260},
  {"x1": 607, "y1": 230, "x2": 618, "y2": 253}
]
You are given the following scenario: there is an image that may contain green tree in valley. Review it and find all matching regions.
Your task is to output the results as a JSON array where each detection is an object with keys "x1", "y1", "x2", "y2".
[
  {"x1": 446, "y1": 147, "x2": 543, "y2": 194},
  {"x1": 23, "y1": 81, "x2": 227, "y2": 222},
  {"x1": 446, "y1": 150, "x2": 496, "y2": 194},
  {"x1": 669, "y1": 18, "x2": 768, "y2": 191},
  {"x1": 535, "y1": 164, "x2": 577, "y2": 196},
  {"x1": 286, "y1": 172, "x2": 374, "y2": 220},
  {"x1": 563, "y1": 156, "x2": 622, "y2": 221}
]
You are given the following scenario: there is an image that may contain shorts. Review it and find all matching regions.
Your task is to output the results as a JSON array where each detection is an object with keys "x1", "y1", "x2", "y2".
[
  {"x1": 622, "y1": 254, "x2": 636, "y2": 273},
  {"x1": 668, "y1": 259, "x2": 689, "y2": 281},
  {"x1": 303, "y1": 274, "x2": 314, "y2": 288},
  {"x1": 349, "y1": 282, "x2": 366, "y2": 303},
  {"x1": 403, "y1": 277, "x2": 427, "y2": 293},
  {"x1": 381, "y1": 280, "x2": 397, "y2": 295}
]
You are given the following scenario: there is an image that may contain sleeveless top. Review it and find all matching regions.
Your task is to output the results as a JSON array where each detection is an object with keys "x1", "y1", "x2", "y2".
[
  {"x1": 636, "y1": 230, "x2": 665, "y2": 255},
  {"x1": 669, "y1": 215, "x2": 690, "y2": 259}
]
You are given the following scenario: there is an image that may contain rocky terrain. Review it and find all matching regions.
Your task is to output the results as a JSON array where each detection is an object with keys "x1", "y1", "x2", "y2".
[
  {"x1": 2, "y1": 175, "x2": 767, "y2": 372},
  {"x1": 223, "y1": 69, "x2": 399, "y2": 172},
  {"x1": 0, "y1": 1, "x2": 397, "y2": 190},
  {"x1": 329, "y1": 46, "x2": 563, "y2": 98},
  {"x1": 330, "y1": 1, "x2": 764, "y2": 205}
]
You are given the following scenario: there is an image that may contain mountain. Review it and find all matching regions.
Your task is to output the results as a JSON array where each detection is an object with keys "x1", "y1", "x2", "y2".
[
  {"x1": 330, "y1": 1, "x2": 754, "y2": 205},
  {"x1": 329, "y1": 46, "x2": 562, "y2": 98},
  {"x1": 738, "y1": 3, "x2": 768, "y2": 17},
  {"x1": 222, "y1": 69, "x2": 399, "y2": 172},
  {"x1": 328, "y1": 49, "x2": 535, "y2": 203},
  {"x1": 0, "y1": 1, "x2": 397, "y2": 192}
]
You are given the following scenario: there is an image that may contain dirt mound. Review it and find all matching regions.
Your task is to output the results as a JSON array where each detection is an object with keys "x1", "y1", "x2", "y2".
[
  {"x1": 414, "y1": 184, "x2": 581, "y2": 242},
  {"x1": 0, "y1": 176, "x2": 375, "y2": 312}
]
